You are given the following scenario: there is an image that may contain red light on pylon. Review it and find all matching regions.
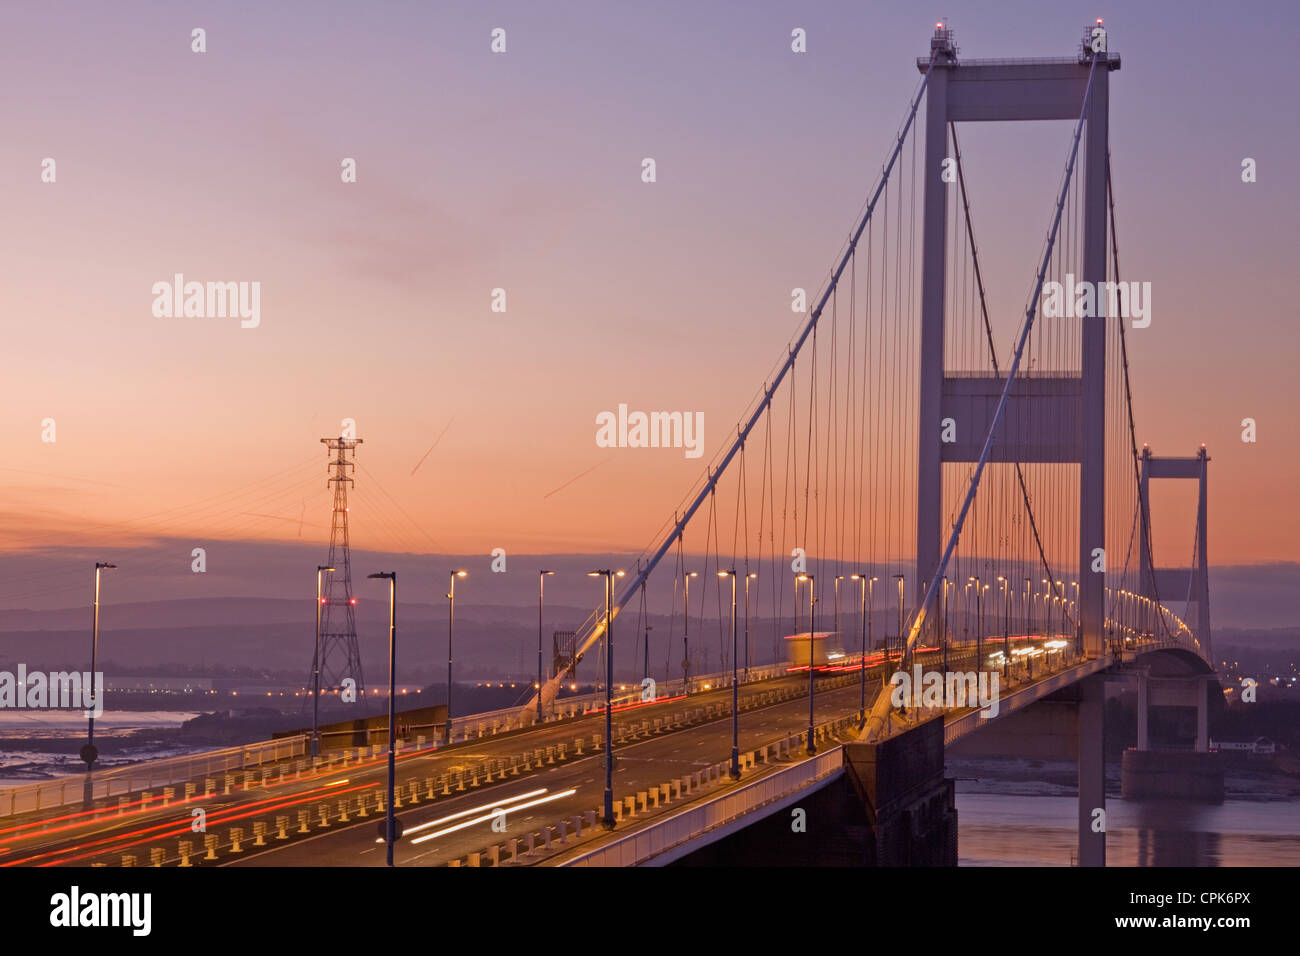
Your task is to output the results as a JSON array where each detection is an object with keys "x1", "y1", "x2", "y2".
[{"x1": 349, "y1": 598, "x2": 357, "y2": 605}]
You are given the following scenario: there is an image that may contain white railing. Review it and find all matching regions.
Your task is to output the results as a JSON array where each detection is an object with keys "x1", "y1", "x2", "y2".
[
  {"x1": 0, "y1": 735, "x2": 307, "y2": 818},
  {"x1": 0, "y1": 665, "x2": 795, "y2": 818},
  {"x1": 561, "y1": 746, "x2": 845, "y2": 867}
]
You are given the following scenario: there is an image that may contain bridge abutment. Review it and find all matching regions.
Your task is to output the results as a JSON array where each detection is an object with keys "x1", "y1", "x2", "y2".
[{"x1": 842, "y1": 717, "x2": 957, "y2": 866}]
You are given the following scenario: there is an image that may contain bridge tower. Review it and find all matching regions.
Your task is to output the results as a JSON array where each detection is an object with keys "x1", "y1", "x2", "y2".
[
  {"x1": 312, "y1": 436, "x2": 366, "y2": 703},
  {"x1": 915, "y1": 23, "x2": 1120, "y2": 664},
  {"x1": 1138, "y1": 445, "x2": 1211, "y2": 658},
  {"x1": 909, "y1": 22, "x2": 1119, "y2": 868}
]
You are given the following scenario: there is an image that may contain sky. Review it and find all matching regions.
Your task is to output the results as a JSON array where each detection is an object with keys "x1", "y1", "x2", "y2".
[{"x1": 0, "y1": 1, "x2": 1296, "y2": 615}]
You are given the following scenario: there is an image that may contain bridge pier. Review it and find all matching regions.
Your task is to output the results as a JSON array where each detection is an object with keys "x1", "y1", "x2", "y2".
[
  {"x1": 1121, "y1": 672, "x2": 1223, "y2": 802},
  {"x1": 1077, "y1": 674, "x2": 1106, "y2": 867}
]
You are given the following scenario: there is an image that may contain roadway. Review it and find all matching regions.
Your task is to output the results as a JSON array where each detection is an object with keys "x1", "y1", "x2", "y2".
[{"x1": 0, "y1": 670, "x2": 854, "y2": 867}]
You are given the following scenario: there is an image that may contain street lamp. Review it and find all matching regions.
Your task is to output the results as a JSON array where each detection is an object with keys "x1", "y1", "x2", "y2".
[
  {"x1": 834, "y1": 575, "x2": 845, "y2": 645},
  {"x1": 589, "y1": 569, "x2": 625, "y2": 828},
  {"x1": 850, "y1": 574, "x2": 875, "y2": 727},
  {"x1": 445, "y1": 570, "x2": 468, "y2": 745},
  {"x1": 743, "y1": 572, "x2": 757, "y2": 678},
  {"x1": 537, "y1": 570, "x2": 555, "y2": 723},
  {"x1": 82, "y1": 561, "x2": 116, "y2": 772},
  {"x1": 969, "y1": 576, "x2": 983, "y2": 672},
  {"x1": 941, "y1": 577, "x2": 952, "y2": 672},
  {"x1": 894, "y1": 574, "x2": 905, "y2": 670},
  {"x1": 1054, "y1": 580, "x2": 1064, "y2": 639},
  {"x1": 312, "y1": 565, "x2": 335, "y2": 758},
  {"x1": 796, "y1": 573, "x2": 816, "y2": 754},
  {"x1": 997, "y1": 576, "x2": 1009, "y2": 678},
  {"x1": 367, "y1": 571, "x2": 398, "y2": 867},
  {"x1": 683, "y1": 570, "x2": 699, "y2": 695},
  {"x1": 720, "y1": 570, "x2": 741, "y2": 779}
]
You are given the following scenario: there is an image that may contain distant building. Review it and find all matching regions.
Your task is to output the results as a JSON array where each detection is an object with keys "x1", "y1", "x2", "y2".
[{"x1": 1209, "y1": 736, "x2": 1276, "y2": 756}]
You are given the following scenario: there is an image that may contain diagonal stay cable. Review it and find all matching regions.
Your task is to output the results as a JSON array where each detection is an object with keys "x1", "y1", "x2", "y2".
[{"x1": 525, "y1": 49, "x2": 945, "y2": 716}]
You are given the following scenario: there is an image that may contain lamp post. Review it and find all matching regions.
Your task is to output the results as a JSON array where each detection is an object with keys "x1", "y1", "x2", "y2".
[
  {"x1": 1054, "y1": 580, "x2": 1064, "y2": 640},
  {"x1": 1071, "y1": 580, "x2": 1081, "y2": 653},
  {"x1": 743, "y1": 572, "x2": 757, "y2": 679},
  {"x1": 367, "y1": 571, "x2": 398, "y2": 867},
  {"x1": 850, "y1": 574, "x2": 874, "y2": 727},
  {"x1": 1041, "y1": 578, "x2": 1050, "y2": 638},
  {"x1": 445, "y1": 570, "x2": 468, "y2": 746},
  {"x1": 720, "y1": 570, "x2": 740, "y2": 779},
  {"x1": 683, "y1": 570, "x2": 698, "y2": 695},
  {"x1": 589, "y1": 569, "x2": 624, "y2": 827},
  {"x1": 998, "y1": 576, "x2": 1009, "y2": 678},
  {"x1": 537, "y1": 570, "x2": 555, "y2": 723},
  {"x1": 893, "y1": 574, "x2": 905, "y2": 671},
  {"x1": 834, "y1": 575, "x2": 845, "y2": 645},
  {"x1": 82, "y1": 561, "x2": 116, "y2": 772},
  {"x1": 969, "y1": 576, "x2": 982, "y2": 672},
  {"x1": 796, "y1": 574, "x2": 816, "y2": 754},
  {"x1": 941, "y1": 577, "x2": 951, "y2": 672},
  {"x1": 311, "y1": 565, "x2": 335, "y2": 758},
  {"x1": 1024, "y1": 578, "x2": 1032, "y2": 648},
  {"x1": 963, "y1": 581, "x2": 972, "y2": 649}
]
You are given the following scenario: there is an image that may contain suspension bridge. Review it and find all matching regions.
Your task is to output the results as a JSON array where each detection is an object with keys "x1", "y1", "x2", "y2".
[
  {"x1": 522, "y1": 21, "x2": 1216, "y2": 866},
  {"x1": 0, "y1": 24, "x2": 1218, "y2": 868}
]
